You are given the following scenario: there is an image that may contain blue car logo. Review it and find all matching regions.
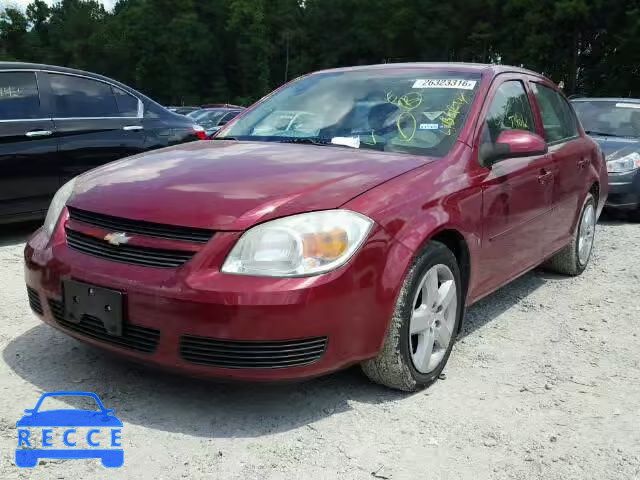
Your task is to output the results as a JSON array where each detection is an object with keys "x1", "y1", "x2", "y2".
[{"x1": 15, "y1": 391, "x2": 123, "y2": 468}]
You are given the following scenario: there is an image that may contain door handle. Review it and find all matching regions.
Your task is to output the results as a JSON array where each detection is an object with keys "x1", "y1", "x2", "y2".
[
  {"x1": 122, "y1": 125, "x2": 144, "y2": 131},
  {"x1": 538, "y1": 170, "x2": 554, "y2": 184},
  {"x1": 577, "y1": 157, "x2": 589, "y2": 168},
  {"x1": 25, "y1": 130, "x2": 53, "y2": 137}
]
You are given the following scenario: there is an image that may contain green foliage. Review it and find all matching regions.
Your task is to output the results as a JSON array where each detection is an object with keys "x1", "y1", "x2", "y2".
[{"x1": 1, "y1": 0, "x2": 639, "y2": 104}]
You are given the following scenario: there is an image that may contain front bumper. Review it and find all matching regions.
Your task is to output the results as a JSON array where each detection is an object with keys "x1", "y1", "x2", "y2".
[
  {"x1": 606, "y1": 169, "x2": 640, "y2": 210},
  {"x1": 24, "y1": 221, "x2": 408, "y2": 382}
]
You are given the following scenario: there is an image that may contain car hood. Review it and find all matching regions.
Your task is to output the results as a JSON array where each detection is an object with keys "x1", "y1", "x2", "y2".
[
  {"x1": 69, "y1": 140, "x2": 428, "y2": 231},
  {"x1": 589, "y1": 134, "x2": 640, "y2": 157},
  {"x1": 16, "y1": 410, "x2": 123, "y2": 427}
]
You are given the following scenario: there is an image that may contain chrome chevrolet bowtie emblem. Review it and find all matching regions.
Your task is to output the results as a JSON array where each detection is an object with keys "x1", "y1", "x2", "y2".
[{"x1": 104, "y1": 232, "x2": 131, "y2": 246}]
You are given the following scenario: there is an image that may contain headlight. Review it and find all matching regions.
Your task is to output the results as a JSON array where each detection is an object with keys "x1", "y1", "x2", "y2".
[
  {"x1": 606, "y1": 151, "x2": 640, "y2": 173},
  {"x1": 43, "y1": 178, "x2": 76, "y2": 238},
  {"x1": 221, "y1": 210, "x2": 373, "y2": 277}
]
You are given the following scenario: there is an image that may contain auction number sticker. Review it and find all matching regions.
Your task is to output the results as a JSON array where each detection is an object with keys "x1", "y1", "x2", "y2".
[{"x1": 413, "y1": 79, "x2": 477, "y2": 90}]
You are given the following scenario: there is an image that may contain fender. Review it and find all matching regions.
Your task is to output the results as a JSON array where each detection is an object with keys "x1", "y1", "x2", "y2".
[{"x1": 344, "y1": 143, "x2": 483, "y2": 308}]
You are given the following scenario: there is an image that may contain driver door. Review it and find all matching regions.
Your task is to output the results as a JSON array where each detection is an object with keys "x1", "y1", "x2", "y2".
[{"x1": 473, "y1": 77, "x2": 555, "y2": 298}]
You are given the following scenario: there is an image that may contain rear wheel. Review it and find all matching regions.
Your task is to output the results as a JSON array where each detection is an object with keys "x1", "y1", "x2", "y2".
[
  {"x1": 543, "y1": 192, "x2": 596, "y2": 276},
  {"x1": 361, "y1": 241, "x2": 463, "y2": 391}
]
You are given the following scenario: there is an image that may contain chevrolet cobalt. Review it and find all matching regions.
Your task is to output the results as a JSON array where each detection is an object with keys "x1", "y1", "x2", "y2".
[{"x1": 25, "y1": 64, "x2": 607, "y2": 391}]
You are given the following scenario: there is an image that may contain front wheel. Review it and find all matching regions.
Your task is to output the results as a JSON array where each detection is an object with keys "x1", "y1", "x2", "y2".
[
  {"x1": 361, "y1": 241, "x2": 463, "y2": 391},
  {"x1": 543, "y1": 192, "x2": 596, "y2": 276}
]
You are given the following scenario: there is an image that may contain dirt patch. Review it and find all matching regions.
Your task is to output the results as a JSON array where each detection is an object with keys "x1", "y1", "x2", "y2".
[{"x1": 1, "y1": 218, "x2": 638, "y2": 479}]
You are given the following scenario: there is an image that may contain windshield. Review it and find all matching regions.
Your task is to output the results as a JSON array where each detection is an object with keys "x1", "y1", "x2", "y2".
[
  {"x1": 572, "y1": 100, "x2": 640, "y2": 137},
  {"x1": 219, "y1": 70, "x2": 482, "y2": 156},
  {"x1": 195, "y1": 109, "x2": 227, "y2": 127}
]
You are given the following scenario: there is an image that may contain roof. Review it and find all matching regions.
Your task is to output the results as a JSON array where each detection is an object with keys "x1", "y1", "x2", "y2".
[
  {"x1": 0, "y1": 61, "x2": 150, "y2": 101},
  {"x1": 1, "y1": 61, "x2": 111, "y2": 79},
  {"x1": 312, "y1": 62, "x2": 547, "y2": 79}
]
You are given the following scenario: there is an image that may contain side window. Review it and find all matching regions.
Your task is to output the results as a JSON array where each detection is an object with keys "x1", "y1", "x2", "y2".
[
  {"x1": 48, "y1": 73, "x2": 118, "y2": 118},
  {"x1": 531, "y1": 83, "x2": 578, "y2": 143},
  {"x1": 0, "y1": 72, "x2": 41, "y2": 120},
  {"x1": 112, "y1": 86, "x2": 139, "y2": 117},
  {"x1": 482, "y1": 80, "x2": 536, "y2": 146}
]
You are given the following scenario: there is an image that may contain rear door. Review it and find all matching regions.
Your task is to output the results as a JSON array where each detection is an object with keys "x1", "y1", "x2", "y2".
[
  {"x1": 43, "y1": 72, "x2": 145, "y2": 183},
  {"x1": 474, "y1": 77, "x2": 555, "y2": 298},
  {"x1": 0, "y1": 70, "x2": 58, "y2": 220},
  {"x1": 530, "y1": 82, "x2": 588, "y2": 255}
]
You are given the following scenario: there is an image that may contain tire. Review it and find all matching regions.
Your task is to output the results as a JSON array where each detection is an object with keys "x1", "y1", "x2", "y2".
[
  {"x1": 361, "y1": 241, "x2": 463, "y2": 391},
  {"x1": 627, "y1": 208, "x2": 640, "y2": 223},
  {"x1": 543, "y1": 192, "x2": 596, "y2": 276}
]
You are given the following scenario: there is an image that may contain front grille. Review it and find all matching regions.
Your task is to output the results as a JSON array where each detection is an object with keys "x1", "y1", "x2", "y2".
[
  {"x1": 180, "y1": 335, "x2": 328, "y2": 369},
  {"x1": 48, "y1": 299, "x2": 160, "y2": 353},
  {"x1": 27, "y1": 286, "x2": 43, "y2": 315},
  {"x1": 66, "y1": 228, "x2": 195, "y2": 268},
  {"x1": 68, "y1": 207, "x2": 214, "y2": 243}
]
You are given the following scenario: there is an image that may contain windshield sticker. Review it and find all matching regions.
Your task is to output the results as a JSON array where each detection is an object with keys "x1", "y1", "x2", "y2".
[
  {"x1": 412, "y1": 79, "x2": 477, "y2": 90},
  {"x1": 423, "y1": 111, "x2": 444, "y2": 121},
  {"x1": 331, "y1": 136, "x2": 360, "y2": 149},
  {"x1": 441, "y1": 92, "x2": 470, "y2": 135},
  {"x1": 615, "y1": 102, "x2": 640, "y2": 109},
  {"x1": 419, "y1": 123, "x2": 440, "y2": 130}
]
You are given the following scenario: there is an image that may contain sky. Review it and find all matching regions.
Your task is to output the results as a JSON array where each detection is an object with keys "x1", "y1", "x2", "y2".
[{"x1": 2, "y1": 0, "x2": 117, "y2": 11}]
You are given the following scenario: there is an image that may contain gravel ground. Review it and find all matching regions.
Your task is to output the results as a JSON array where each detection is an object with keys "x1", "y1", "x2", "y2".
[{"x1": 0, "y1": 217, "x2": 639, "y2": 479}]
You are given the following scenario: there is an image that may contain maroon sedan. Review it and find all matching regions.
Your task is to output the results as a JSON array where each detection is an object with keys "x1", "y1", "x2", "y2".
[{"x1": 25, "y1": 63, "x2": 607, "y2": 391}]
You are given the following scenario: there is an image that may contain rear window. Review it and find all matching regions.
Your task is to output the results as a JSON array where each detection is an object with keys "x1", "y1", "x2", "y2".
[
  {"x1": 112, "y1": 87, "x2": 139, "y2": 117},
  {"x1": 0, "y1": 72, "x2": 41, "y2": 120}
]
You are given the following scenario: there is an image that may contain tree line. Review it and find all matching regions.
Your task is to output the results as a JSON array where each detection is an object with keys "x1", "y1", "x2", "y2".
[{"x1": 1, "y1": 0, "x2": 639, "y2": 106}]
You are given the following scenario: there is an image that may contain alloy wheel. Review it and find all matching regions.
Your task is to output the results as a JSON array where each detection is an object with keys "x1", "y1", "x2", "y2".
[
  {"x1": 578, "y1": 202, "x2": 596, "y2": 266},
  {"x1": 408, "y1": 264, "x2": 457, "y2": 374}
]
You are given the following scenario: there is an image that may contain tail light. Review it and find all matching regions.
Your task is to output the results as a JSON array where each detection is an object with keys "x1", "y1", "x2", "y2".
[{"x1": 192, "y1": 125, "x2": 207, "y2": 140}]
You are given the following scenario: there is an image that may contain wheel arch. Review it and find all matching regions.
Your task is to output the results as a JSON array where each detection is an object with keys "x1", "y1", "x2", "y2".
[
  {"x1": 429, "y1": 229, "x2": 471, "y2": 307},
  {"x1": 393, "y1": 223, "x2": 475, "y2": 332}
]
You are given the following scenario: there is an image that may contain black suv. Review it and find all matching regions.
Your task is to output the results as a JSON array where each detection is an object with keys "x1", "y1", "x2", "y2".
[{"x1": 0, "y1": 62, "x2": 204, "y2": 224}]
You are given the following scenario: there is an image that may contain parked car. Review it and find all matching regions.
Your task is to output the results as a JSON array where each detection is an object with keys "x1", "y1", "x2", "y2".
[
  {"x1": 166, "y1": 106, "x2": 200, "y2": 115},
  {"x1": 571, "y1": 97, "x2": 640, "y2": 218},
  {"x1": 0, "y1": 62, "x2": 206, "y2": 224},
  {"x1": 25, "y1": 63, "x2": 607, "y2": 391},
  {"x1": 187, "y1": 107, "x2": 244, "y2": 137},
  {"x1": 200, "y1": 103, "x2": 244, "y2": 109}
]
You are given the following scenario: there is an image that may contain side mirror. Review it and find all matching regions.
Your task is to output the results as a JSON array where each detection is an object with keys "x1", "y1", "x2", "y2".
[{"x1": 480, "y1": 130, "x2": 548, "y2": 167}]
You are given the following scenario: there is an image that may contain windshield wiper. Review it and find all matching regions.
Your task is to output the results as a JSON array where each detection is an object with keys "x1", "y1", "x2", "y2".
[
  {"x1": 277, "y1": 137, "x2": 334, "y2": 146},
  {"x1": 212, "y1": 136, "x2": 238, "y2": 141},
  {"x1": 584, "y1": 130, "x2": 622, "y2": 138}
]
